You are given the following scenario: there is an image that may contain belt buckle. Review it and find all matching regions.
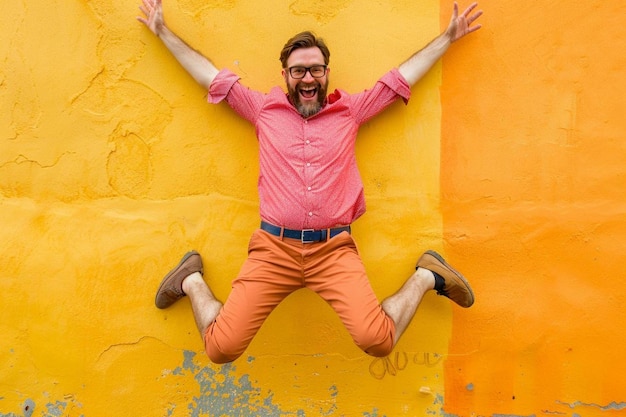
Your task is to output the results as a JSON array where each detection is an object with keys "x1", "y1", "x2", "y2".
[{"x1": 301, "y1": 229, "x2": 315, "y2": 243}]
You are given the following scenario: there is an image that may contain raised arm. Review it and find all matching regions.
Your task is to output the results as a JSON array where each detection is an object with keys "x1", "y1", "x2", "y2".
[
  {"x1": 137, "y1": 0, "x2": 219, "y2": 90},
  {"x1": 398, "y1": 2, "x2": 482, "y2": 86}
]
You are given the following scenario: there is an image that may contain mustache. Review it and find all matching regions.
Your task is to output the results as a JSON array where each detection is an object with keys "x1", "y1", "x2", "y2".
[{"x1": 297, "y1": 80, "x2": 323, "y2": 90}]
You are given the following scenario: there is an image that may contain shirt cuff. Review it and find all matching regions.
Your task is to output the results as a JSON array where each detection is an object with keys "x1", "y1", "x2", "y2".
[
  {"x1": 380, "y1": 68, "x2": 411, "y2": 104},
  {"x1": 207, "y1": 69, "x2": 241, "y2": 104}
]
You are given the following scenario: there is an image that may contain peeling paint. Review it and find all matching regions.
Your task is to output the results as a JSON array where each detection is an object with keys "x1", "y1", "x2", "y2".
[
  {"x1": 557, "y1": 400, "x2": 626, "y2": 411},
  {"x1": 43, "y1": 401, "x2": 66, "y2": 417},
  {"x1": 0, "y1": 397, "x2": 88, "y2": 417},
  {"x1": 160, "y1": 350, "x2": 389, "y2": 416},
  {"x1": 362, "y1": 408, "x2": 385, "y2": 417},
  {"x1": 491, "y1": 414, "x2": 536, "y2": 417},
  {"x1": 0, "y1": 399, "x2": 43, "y2": 417},
  {"x1": 172, "y1": 350, "x2": 294, "y2": 416}
]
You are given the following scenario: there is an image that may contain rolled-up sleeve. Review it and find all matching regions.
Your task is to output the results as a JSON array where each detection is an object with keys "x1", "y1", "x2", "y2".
[
  {"x1": 349, "y1": 68, "x2": 412, "y2": 125},
  {"x1": 380, "y1": 68, "x2": 411, "y2": 105},
  {"x1": 207, "y1": 69, "x2": 241, "y2": 104},
  {"x1": 207, "y1": 69, "x2": 266, "y2": 124}
]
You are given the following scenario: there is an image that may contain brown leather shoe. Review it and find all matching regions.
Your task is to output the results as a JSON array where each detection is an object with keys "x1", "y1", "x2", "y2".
[
  {"x1": 416, "y1": 250, "x2": 475, "y2": 308},
  {"x1": 155, "y1": 251, "x2": 203, "y2": 309}
]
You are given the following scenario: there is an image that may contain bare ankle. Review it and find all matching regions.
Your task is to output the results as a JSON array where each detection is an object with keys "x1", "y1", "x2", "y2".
[
  {"x1": 414, "y1": 267, "x2": 436, "y2": 291},
  {"x1": 181, "y1": 271, "x2": 204, "y2": 294}
]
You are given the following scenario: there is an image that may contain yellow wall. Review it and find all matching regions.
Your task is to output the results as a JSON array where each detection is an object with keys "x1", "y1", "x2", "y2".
[{"x1": 1, "y1": 1, "x2": 625, "y2": 416}]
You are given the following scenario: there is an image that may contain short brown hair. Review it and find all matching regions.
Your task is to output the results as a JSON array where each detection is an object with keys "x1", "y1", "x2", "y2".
[{"x1": 279, "y1": 31, "x2": 330, "y2": 68}]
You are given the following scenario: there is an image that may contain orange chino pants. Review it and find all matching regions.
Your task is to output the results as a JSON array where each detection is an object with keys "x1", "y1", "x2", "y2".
[{"x1": 204, "y1": 229, "x2": 396, "y2": 363}]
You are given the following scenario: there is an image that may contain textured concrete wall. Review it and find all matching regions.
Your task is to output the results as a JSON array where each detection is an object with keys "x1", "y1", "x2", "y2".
[
  {"x1": 1, "y1": 0, "x2": 625, "y2": 416},
  {"x1": 439, "y1": 1, "x2": 626, "y2": 416}
]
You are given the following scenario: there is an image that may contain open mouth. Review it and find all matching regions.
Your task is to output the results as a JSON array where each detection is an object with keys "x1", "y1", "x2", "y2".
[{"x1": 299, "y1": 86, "x2": 318, "y2": 100}]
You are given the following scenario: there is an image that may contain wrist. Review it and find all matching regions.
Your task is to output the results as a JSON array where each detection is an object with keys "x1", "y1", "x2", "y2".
[
  {"x1": 156, "y1": 23, "x2": 169, "y2": 39},
  {"x1": 154, "y1": 20, "x2": 168, "y2": 38},
  {"x1": 444, "y1": 26, "x2": 456, "y2": 43}
]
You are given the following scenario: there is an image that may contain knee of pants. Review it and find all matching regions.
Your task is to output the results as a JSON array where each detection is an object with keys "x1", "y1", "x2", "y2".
[
  {"x1": 204, "y1": 324, "x2": 249, "y2": 364},
  {"x1": 205, "y1": 344, "x2": 243, "y2": 364},
  {"x1": 362, "y1": 339, "x2": 394, "y2": 358},
  {"x1": 351, "y1": 322, "x2": 395, "y2": 358}
]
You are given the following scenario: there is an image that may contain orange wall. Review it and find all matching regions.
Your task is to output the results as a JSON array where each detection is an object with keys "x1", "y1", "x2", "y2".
[{"x1": 441, "y1": 1, "x2": 626, "y2": 415}]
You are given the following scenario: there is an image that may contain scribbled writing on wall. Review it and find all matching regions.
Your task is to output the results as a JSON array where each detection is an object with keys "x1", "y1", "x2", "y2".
[{"x1": 368, "y1": 351, "x2": 442, "y2": 380}]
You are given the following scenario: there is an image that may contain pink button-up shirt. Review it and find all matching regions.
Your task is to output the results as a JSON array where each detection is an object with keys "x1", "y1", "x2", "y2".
[{"x1": 208, "y1": 69, "x2": 411, "y2": 230}]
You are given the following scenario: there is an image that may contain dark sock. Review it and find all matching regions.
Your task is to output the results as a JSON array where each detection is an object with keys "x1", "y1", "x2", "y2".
[{"x1": 432, "y1": 271, "x2": 446, "y2": 293}]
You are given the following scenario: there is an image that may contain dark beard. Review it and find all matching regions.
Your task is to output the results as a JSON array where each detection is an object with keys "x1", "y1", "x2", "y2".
[{"x1": 288, "y1": 80, "x2": 328, "y2": 118}]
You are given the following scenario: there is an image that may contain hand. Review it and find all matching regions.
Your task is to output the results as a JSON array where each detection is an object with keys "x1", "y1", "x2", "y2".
[
  {"x1": 447, "y1": 2, "x2": 482, "y2": 42},
  {"x1": 137, "y1": 0, "x2": 165, "y2": 36}
]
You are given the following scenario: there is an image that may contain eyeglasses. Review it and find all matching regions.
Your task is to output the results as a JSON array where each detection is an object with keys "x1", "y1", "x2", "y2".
[{"x1": 287, "y1": 65, "x2": 327, "y2": 79}]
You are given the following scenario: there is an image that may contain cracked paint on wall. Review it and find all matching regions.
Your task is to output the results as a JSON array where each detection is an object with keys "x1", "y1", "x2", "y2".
[
  {"x1": 2, "y1": 1, "x2": 448, "y2": 415},
  {"x1": 289, "y1": 0, "x2": 355, "y2": 24}
]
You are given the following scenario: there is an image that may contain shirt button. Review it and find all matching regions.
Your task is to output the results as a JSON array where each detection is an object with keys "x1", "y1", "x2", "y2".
[
  {"x1": 306, "y1": 162, "x2": 311, "y2": 167},
  {"x1": 308, "y1": 212, "x2": 313, "y2": 216},
  {"x1": 307, "y1": 186, "x2": 312, "y2": 191},
  {"x1": 305, "y1": 140, "x2": 310, "y2": 144}
]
